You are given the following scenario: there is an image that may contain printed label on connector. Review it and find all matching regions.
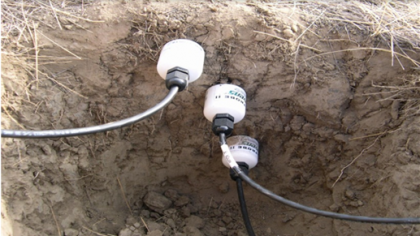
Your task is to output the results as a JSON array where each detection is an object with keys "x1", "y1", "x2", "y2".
[
  {"x1": 229, "y1": 145, "x2": 258, "y2": 155},
  {"x1": 214, "y1": 88, "x2": 246, "y2": 106},
  {"x1": 227, "y1": 136, "x2": 259, "y2": 155}
]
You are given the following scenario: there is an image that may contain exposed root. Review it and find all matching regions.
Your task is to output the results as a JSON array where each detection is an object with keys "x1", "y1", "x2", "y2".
[
  {"x1": 46, "y1": 201, "x2": 61, "y2": 236},
  {"x1": 117, "y1": 176, "x2": 133, "y2": 215},
  {"x1": 332, "y1": 135, "x2": 383, "y2": 188},
  {"x1": 303, "y1": 47, "x2": 420, "y2": 69},
  {"x1": 37, "y1": 31, "x2": 82, "y2": 60},
  {"x1": 82, "y1": 226, "x2": 113, "y2": 236}
]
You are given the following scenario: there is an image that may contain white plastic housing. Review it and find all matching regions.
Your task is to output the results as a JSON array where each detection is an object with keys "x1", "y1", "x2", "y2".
[
  {"x1": 203, "y1": 84, "x2": 246, "y2": 124},
  {"x1": 157, "y1": 39, "x2": 205, "y2": 82},
  {"x1": 222, "y1": 136, "x2": 259, "y2": 169}
]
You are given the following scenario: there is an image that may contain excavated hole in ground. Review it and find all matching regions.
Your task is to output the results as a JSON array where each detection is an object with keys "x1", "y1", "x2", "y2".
[{"x1": 1, "y1": 1, "x2": 420, "y2": 236}]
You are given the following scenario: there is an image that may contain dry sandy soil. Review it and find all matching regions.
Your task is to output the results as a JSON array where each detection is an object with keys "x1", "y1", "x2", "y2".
[{"x1": 1, "y1": 0, "x2": 420, "y2": 236}]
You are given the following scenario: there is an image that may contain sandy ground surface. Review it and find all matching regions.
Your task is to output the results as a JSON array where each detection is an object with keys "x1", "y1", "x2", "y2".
[{"x1": 1, "y1": 1, "x2": 420, "y2": 236}]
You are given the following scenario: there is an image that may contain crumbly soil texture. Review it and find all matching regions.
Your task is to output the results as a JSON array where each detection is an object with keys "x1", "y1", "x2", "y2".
[{"x1": 2, "y1": 1, "x2": 420, "y2": 236}]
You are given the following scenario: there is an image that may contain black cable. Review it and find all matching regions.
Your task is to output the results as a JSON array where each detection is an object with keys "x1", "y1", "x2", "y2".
[
  {"x1": 218, "y1": 134, "x2": 420, "y2": 224},
  {"x1": 232, "y1": 165, "x2": 420, "y2": 224},
  {"x1": 236, "y1": 178, "x2": 256, "y2": 236},
  {"x1": 219, "y1": 132, "x2": 227, "y2": 145},
  {"x1": 1, "y1": 86, "x2": 179, "y2": 138}
]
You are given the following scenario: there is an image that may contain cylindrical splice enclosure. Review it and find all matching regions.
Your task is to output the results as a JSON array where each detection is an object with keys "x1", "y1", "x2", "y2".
[
  {"x1": 157, "y1": 39, "x2": 205, "y2": 82},
  {"x1": 223, "y1": 135, "x2": 259, "y2": 169},
  {"x1": 204, "y1": 84, "x2": 246, "y2": 124}
]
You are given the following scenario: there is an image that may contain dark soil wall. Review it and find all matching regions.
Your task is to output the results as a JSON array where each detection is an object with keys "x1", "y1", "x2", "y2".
[{"x1": 2, "y1": 1, "x2": 419, "y2": 236}]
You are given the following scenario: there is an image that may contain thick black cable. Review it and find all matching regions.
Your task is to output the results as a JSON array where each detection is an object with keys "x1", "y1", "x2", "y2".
[
  {"x1": 1, "y1": 87, "x2": 179, "y2": 138},
  {"x1": 236, "y1": 178, "x2": 256, "y2": 236},
  {"x1": 232, "y1": 166, "x2": 420, "y2": 224},
  {"x1": 218, "y1": 134, "x2": 420, "y2": 224}
]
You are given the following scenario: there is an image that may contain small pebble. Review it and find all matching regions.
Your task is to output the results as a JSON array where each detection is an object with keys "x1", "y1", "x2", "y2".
[
  {"x1": 185, "y1": 215, "x2": 205, "y2": 229},
  {"x1": 329, "y1": 203, "x2": 340, "y2": 212},
  {"x1": 283, "y1": 29, "x2": 294, "y2": 38},
  {"x1": 222, "y1": 216, "x2": 232, "y2": 224},
  {"x1": 218, "y1": 182, "x2": 230, "y2": 194},
  {"x1": 181, "y1": 206, "x2": 191, "y2": 217},
  {"x1": 175, "y1": 196, "x2": 190, "y2": 207},
  {"x1": 118, "y1": 228, "x2": 132, "y2": 236},
  {"x1": 291, "y1": 23, "x2": 298, "y2": 33},
  {"x1": 345, "y1": 189, "x2": 356, "y2": 200},
  {"x1": 164, "y1": 189, "x2": 179, "y2": 201},
  {"x1": 166, "y1": 218, "x2": 176, "y2": 228}
]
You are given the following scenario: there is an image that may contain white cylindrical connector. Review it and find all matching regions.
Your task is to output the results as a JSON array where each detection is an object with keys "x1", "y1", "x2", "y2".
[
  {"x1": 222, "y1": 135, "x2": 259, "y2": 169},
  {"x1": 157, "y1": 39, "x2": 205, "y2": 82},
  {"x1": 203, "y1": 84, "x2": 246, "y2": 124}
]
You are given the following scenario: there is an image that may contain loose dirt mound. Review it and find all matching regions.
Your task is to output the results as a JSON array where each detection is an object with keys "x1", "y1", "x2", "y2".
[{"x1": 1, "y1": 1, "x2": 419, "y2": 236}]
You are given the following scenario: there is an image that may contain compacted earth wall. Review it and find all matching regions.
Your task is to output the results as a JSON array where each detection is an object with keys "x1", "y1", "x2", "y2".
[{"x1": 1, "y1": 1, "x2": 419, "y2": 235}]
